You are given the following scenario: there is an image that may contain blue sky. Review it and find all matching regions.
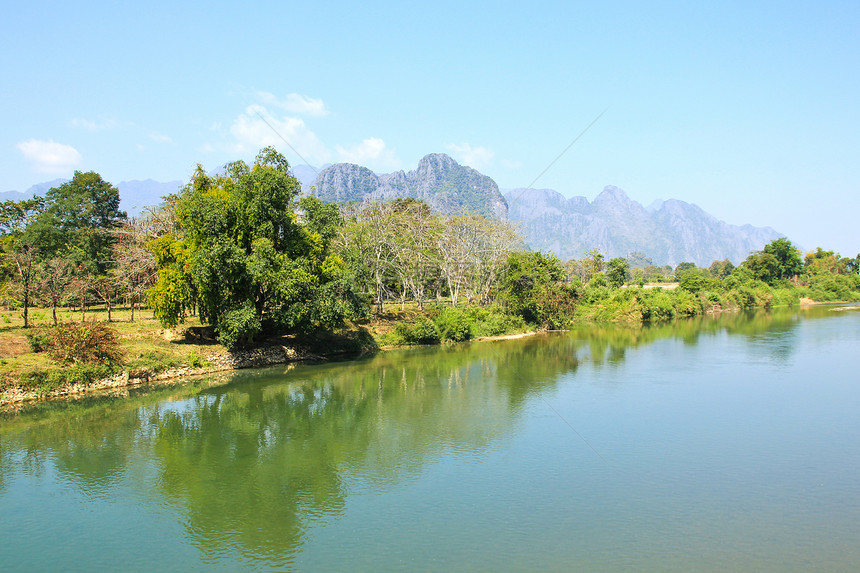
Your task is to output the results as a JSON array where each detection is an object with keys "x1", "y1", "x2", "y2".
[{"x1": 3, "y1": 0, "x2": 858, "y2": 256}]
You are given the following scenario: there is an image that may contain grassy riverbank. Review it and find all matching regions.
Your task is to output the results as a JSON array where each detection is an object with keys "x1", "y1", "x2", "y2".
[{"x1": 3, "y1": 272, "x2": 858, "y2": 406}]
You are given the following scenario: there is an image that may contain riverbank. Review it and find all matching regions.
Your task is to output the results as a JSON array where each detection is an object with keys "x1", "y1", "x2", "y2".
[{"x1": 1, "y1": 291, "x2": 854, "y2": 406}]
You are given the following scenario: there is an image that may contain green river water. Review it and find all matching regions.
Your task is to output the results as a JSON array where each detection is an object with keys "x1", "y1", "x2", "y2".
[{"x1": 1, "y1": 306, "x2": 859, "y2": 571}]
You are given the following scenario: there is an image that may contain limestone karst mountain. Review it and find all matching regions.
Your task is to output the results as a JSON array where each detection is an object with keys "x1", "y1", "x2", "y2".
[
  {"x1": 311, "y1": 153, "x2": 508, "y2": 220},
  {"x1": 504, "y1": 186, "x2": 781, "y2": 266}
]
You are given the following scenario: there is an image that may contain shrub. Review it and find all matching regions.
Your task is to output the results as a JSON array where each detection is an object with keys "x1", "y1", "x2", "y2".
[
  {"x1": 25, "y1": 330, "x2": 53, "y2": 353},
  {"x1": 636, "y1": 288, "x2": 675, "y2": 321},
  {"x1": 434, "y1": 307, "x2": 475, "y2": 342},
  {"x1": 393, "y1": 316, "x2": 440, "y2": 345},
  {"x1": 47, "y1": 321, "x2": 124, "y2": 366},
  {"x1": 217, "y1": 302, "x2": 261, "y2": 349},
  {"x1": 187, "y1": 350, "x2": 209, "y2": 368},
  {"x1": 472, "y1": 310, "x2": 527, "y2": 337}
]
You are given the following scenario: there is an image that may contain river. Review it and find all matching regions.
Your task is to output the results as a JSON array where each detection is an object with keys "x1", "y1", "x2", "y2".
[{"x1": 1, "y1": 307, "x2": 858, "y2": 571}]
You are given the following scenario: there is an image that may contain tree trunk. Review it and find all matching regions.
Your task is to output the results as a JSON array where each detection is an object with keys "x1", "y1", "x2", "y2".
[{"x1": 22, "y1": 275, "x2": 30, "y2": 328}]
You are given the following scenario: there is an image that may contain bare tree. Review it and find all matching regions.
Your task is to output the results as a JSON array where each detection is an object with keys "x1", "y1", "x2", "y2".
[
  {"x1": 112, "y1": 216, "x2": 159, "y2": 321},
  {"x1": 38, "y1": 257, "x2": 73, "y2": 325}
]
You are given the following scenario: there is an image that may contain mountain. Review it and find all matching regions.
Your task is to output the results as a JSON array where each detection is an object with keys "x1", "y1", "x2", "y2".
[
  {"x1": 0, "y1": 179, "x2": 68, "y2": 202},
  {"x1": 311, "y1": 153, "x2": 508, "y2": 219},
  {"x1": 505, "y1": 186, "x2": 782, "y2": 266},
  {"x1": 6, "y1": 166, "x2": 782, "y2": 266}
]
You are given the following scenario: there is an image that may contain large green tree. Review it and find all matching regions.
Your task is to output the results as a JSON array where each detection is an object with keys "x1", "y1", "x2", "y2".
[
  {"x1": 762, "y1": 237, "x2": 803, "y2": 281},
  {"x1": 148, "y1": 147, "x2": 368, "y2": 348},
  {"x1": 606, "y1": 257, "x2": 630, "y2": 288},
  {"x1": 496, "y1": 251, "x2": 579, "y2": 328},
  {"x1": 743, "y1": 237, "x2": 803, "y2": 285},
  {"x1": 32, "y1": 171, "x2": 127, "y2": 274}
]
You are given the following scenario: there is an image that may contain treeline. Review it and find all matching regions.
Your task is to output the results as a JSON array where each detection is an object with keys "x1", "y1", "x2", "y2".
[{"x1": 2, "y1": 147, "x2": 858, "y2": 351}]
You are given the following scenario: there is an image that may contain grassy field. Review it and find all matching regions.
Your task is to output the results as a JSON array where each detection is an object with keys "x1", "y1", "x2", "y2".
[{"x1": 0, "y1": 305, "x2": 215, "y2": 392}]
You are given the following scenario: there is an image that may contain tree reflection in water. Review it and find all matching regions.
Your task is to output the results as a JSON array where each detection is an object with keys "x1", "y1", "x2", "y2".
[{"x1": 0, "y1": 306, "x2": 837, "y2": 568}]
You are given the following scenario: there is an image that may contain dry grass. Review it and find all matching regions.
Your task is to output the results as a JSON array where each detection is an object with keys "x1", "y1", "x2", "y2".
[{"x1": 0, "y1": 304, "x2": 214, "y2": 390}]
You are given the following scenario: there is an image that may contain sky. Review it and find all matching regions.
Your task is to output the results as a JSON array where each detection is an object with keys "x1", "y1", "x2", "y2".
[{"x1": 2, "y1": 0, "x2": 858, "y2": 256}]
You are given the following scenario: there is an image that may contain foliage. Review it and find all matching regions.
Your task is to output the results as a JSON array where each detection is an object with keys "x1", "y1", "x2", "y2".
[
  {"x1": 674, "y1": 262, "x2": 697, "y2": 279},
  {"x1": 24, "y1": 329, "x2": 52, "y2": 352},
  {"x1": 31, "y1": 171, "x2": 126, "y2": 274},
  {"x1": 709, "y1": 259, "x2": 735, "y2": 279},
  {"x1": 19, "y1": 363, "x2": 117, "y2": 394},
  {"x1": 393, "y1": 316, "x2": 441, "y2": 345},
  {"x1": 497, "y1": 251, "x2": 576, "y2": 327},
  {"x1": 763, "y1": 237, "x2": 803, "y2": 280},
  {"x1": 606, "y1": 257, "x2": 630, "y2": 288},
  {"x1": 147, "y1": 147, "x2": 368, "y2": 348},
  {"x1": 46, "y1": 321, "x2": 125, "y2": 366},
  {"x1": 743, "y1": 238, "x2": 803, "y2": 285},
  {"x1": 433, "y1": 306, "x2": 475, "y2": 342},
  {"x1": 679, "y1": 273, "x2": 715, "y2": 294}
]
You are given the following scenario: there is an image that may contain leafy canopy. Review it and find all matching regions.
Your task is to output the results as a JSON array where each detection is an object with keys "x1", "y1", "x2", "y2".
[
  {"x1": 32, "y1": 171, "x2": 127, "y2": 273},
  {"x1": 148, "y1": 147, "x2": 368, "y2": 348}
]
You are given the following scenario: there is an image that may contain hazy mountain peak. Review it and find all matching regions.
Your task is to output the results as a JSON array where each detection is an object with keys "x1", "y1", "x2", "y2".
[
  {"x1": 594, "y1": 185, "x2": 633, "y2": 205},
  {"x1": 506, "y1": 186, "x2": 782, "y2": 266}
]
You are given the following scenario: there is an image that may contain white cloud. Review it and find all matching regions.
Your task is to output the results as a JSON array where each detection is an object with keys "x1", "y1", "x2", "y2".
[
  {"x1": 69, "y1": 117, "x2": 118, "y2": 131},
  {"x1": 17, "y1": 139, "x2": 82, "y2": 173},
  {"x1": 149, "y1": 132, "x2": 174, "y2": 144},
  {"x1": 230, "y1": 105, "x2": 332, "y2": 165},
  {"x1": 447, "y1": 142, "x2": 495, "y2": 170},
  {"x1": 335, "y1": 138, "x2": 401, "y2": 171},
  {"x1": 257, "y1": 92, "x2": 328, "y2": 117}
]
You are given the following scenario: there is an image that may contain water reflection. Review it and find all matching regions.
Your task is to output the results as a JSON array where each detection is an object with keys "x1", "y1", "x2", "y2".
[{"x1": 0, "y1": 307, "x2": 850, "y2": 569}]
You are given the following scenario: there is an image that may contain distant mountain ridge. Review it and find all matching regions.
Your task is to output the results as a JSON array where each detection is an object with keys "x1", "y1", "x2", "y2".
[
  {"x1": 505, "y1": 186, "x2": 781, "y2": 266},
  {"x1": 6, "y1": 159, "x2": 783, "y2": 266},
  {"x1": 2, "y1": 179, "x2": 183, "y2": 217},
  {"x1": 311, "y1": 153, "x2": 508, "y2": 219}
]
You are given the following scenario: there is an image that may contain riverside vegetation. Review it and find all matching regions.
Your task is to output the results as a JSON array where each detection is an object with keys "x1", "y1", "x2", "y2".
[{"x1": 1, "y1": 147, "x2": 858, "y2": 401}]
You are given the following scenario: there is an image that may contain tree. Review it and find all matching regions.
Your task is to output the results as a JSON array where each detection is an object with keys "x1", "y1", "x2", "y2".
[
  {"x1": 584, "y1": 249, "x2": 605, "y2": 282},
  {"x1": 112, "y1": 217, "x2": 159, "y2": 322},
  {"x1": 804, "y1": 247, "x2": 850, "y2": 276},
  {"x1": 674, "y1": 262, "x2": 697, "y2": 281},
  {"x1": 497, "y1": 251, "x2": 578, "y2": 327},
  {"x1": 762, "y1": 237, "x2": 803, "y2": 281},
  {"x1": 742, "y1": 251, "x2": 780, "y2": 284},
  {"x1": 0, "y1": 198, "x2": 44, "y2": 327},
  {"x1": 149, "y1": 148, "x2": 368, "y2": 348},
  {"x1": 336, "y1": 201, "x2": 398, "y2": 313},
  {"x1": 37, "y1": 257, "x2": 73, "y2": 325},
  {"x1": 32, "y1": 171, "x2": 127, "y2": 274},
  {"x1": 709, "y1": 259, "x2": 735, "y2": 279},
  {"x1": 606, "y1": 257, "x2": 630, "y2": 288}
]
